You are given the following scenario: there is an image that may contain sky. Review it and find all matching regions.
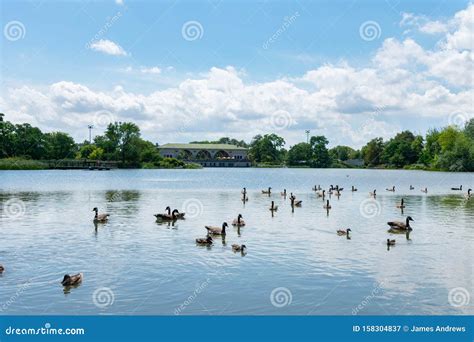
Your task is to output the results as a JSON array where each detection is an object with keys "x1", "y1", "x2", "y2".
[{"x1": 0, "y1": 0, "x2": 473, "y2": 148}]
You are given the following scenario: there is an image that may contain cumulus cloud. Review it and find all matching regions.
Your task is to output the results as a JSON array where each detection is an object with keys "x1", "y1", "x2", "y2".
[{"x1": 89, "y1": 39, "x2": 128, "y2": 56}]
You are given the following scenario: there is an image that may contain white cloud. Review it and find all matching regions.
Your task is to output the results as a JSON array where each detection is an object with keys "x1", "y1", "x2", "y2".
[
  {"x1": 140, "y1": 67, "x2": 161, "y2": 75},
  {"x1": 115, "y1": 0, "x2": 124, "y2": 5},
  {"x1": 89, "y1": 39, "x2": 128, "y2": 56}
]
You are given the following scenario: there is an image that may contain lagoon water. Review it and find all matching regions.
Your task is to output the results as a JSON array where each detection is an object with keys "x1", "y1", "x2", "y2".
[{"x1": 0, "y1": 168, "x2": 473, "y2": 315}]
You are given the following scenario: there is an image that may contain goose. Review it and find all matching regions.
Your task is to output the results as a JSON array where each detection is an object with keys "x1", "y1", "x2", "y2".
[
  {"x1": 351, "y1": 186, "x2": 357, "y2": 192},
  {"x1": 337, "y1": 228, "x2": 351, "y2": 239},
  {"x1": 333, "y1": 189, "x2": 341, "y2": 197},
  {"x1": 241, "y1": 187, "x2": 247, "y2": 195},
  {"x1": 0, "y1": 264, "x2": 4, "y2": 273},
  {"x1": 290, "y1": 196, "x2": 302, "y2": 207},
  {"x1": 409, "y1": 185, "x2": 414, "y2": 190},
  {"x1": 92, "y1": 207, "x2": 109, "y2": 223},
  {"x1": 451, "y1": 185, "x2": 462, "y2": 191},
  {"x1": 396, "y1": 198, "x2": 405, "y2": 209},
  {"x1": 387, "y1": 239, "x2": 396, "y2": 246},
  {"x1": 242, "y1": 195, "x2": 249, "y2": 202},
  {"x1": 281, "y1": 189, "x2": 287, "y2": 197},
  {"x1": 387, "y1": 216, "x2": 414, "y2": 231},
  {"x1": 466, "y1": 189, "x2": 472, "y2": 199},
  {"x1": 61, "y1": 273, "x2": 83, "y2": 286},
  {"x1": 196, "y1": 236, "x2": 213, "y2": 246},
  {"x1": 386, "y1": 186, "x2": 395, "y2": 192},
  {"x1": 205, "y1": 222, "x2": 228, "y2": 235},
  {"x1": 262, "y1": 187, "x2": 272, "y2": 195},
  {"x1": 232, "y1": 244, "x2": 247, "y2": 252},
  {"x1": 421, "y1": 187, "x2": 428, "y2": 193},
  {"x1": 312, "y1": 185, "x2": 321, "y2": 191},
  {"x1": 232, "y1": 214, "x2": 246, "y2": 226},
  {"x1": 323, "y1": 200, "x2": 331, "y2": 210},
  {"x1": 369, "y1": 189, "x2": 376, "y2": 197},
  {"x1": 173, "y1": 209, "x2": 186, "y2": 219},
  {"x1": 317, "y1": 190, "x2": 326, "y2": 198},
  {"x1": 269, "y1": 201, "x2": 278, "y2": 211},
  {"x1": 154, "y1": 209, "x2": 180, "y2": 221}
]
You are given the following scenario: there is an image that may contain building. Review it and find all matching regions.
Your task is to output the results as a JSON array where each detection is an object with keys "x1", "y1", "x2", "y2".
[{"x1": 158, "y1": 143, "x2": 251, "y2": 167}]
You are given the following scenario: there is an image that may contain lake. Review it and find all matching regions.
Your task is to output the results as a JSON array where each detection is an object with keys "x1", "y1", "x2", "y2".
[{"x1": 0, "y1": 168, "x2": 473, "y2": 315}]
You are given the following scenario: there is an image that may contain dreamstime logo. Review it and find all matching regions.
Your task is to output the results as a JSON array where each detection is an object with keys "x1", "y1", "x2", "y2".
[
  {"x1": 359, "y1": 20, "x2": 381, "y2": 41},
  {"x1": 448, "y1": 287, "x2": 470, "y2": 308},
  {"x1": 2, "y1": 199, "x2": 26, "y2": 219},
  {"x1": 3, "y1": 21, "x2": 26, "y2": 41},
  {"x1": 270, "y1": 110, "x2": 294, "y2": 130},
  {"x1": 85, "y1": 11, "x2": 123, "y2": 49},
  {"x1": 270, "y1": 287, "x2": 292, "y2": 308},
  {"x1": 181, "y1": 198, "x2": 203, "y2": 218},
  {"x1": 262, "y1": 11, "x2": 300, "y2": 49},
  {"x1": 359, "y1": 198, "x2": 382, "y2": 218},
  {"x1": 92, "y1": 287, "x2": 115, "y2": 308},
  {"x1": 93, "y1": 111, "x2": 115, "y2": 128},
  {"x1": 352, "y1": 281, "x2": 384, "y2": 315},
  {"x1": 448, "y1": 111, "x2": 471, "y2": 127},
  {"x1": 110, "y1": 191, "x2": 122, "y2": 202},
  {"x1": 181, "y1": 21, "x2": 204, "y2": 41},
  {"x1": 174, "y1": 278, "x2": 210, "y2": 315}
]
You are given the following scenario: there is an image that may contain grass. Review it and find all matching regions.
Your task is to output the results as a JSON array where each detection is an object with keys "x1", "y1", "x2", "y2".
[{"x1": 0, "y1": 158, "x2": 47, "y2": 170}]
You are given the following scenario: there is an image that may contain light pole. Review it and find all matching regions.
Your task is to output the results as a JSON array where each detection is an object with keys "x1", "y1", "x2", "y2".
[
  {"x1": 305, "y1": 130, "x2": 310, "y2": 144},
  {"x1": 88, "y1": 125, "x2": 94, "y2": 143}
]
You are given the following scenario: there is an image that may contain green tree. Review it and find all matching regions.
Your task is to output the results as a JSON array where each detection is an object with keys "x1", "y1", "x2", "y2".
[
  {"x1": 287, "y1": 143, "x2": 312, "y2": 166},
  {"x1": 361, "y1": 137, "x2": 384, "y2": 166},
  {"x1": 12, "y1": 123, "x2": 46, "y2": 159},
  {"x1": 249, "y1": 133, "x2": 286, "y2": 164},
  {"x1": 44, "y1": 132, "x2": 76, "y2": 159},
  {"x1": 309, "y1": 135, "x2": 331, "y2": 168},
  {"x1": 329, "y1": 145, "x2": 355, "y2": 161}
]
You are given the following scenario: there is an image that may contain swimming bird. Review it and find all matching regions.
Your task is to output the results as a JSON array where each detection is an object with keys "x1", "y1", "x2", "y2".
[
  {"x1": 466, "y1": 189, "x2": 472, "y2": 199},
  {"x1": 232, "y1": 244, "x2": 247, "y2": 252},
  {"x1": 387, "y1": 239, "x2": 396, "y2": 246},
  {"x1": 409, "y1": 185, "x2": 414, "y2": 190},
  {"x1": 387, "y1": 216, "x2": 414, "y2": 231},
  {"x1": 337, "y1": 228, "x2": 351, "y2": 239},
  {"x1": 396, "y1": 198, "x2": 405, "y2": 209},
  {"x1": 0, "y1": 264, "x2": 4, "y2": 273},
  {"x1": 154, "y1": 209, "x2": 180, "y2": 221},
  {"x1": 61, "y1": 273, "x2": 83, "y2": 286},
  {"x1": 241, "y1": 187, "x2": 247, "y2": 195},
  {"x1": 173, "y1": 209, "x2": 186, "y2": 219},
  {"x1": 421, "y1": 187, "x2": 428, "y2": 193},
  {"x1": 92, "y1": 207, "x2": 109, "y2": 223},
  {"x1": 323, "y1": 199, "x2": 331, "y2": 209},
  {"x1": 451, "y1": 185, "x2": 462, "y2": 191},
  {"x1": 369, "y1": 189, "x2": 376, "y2": 197},
  {"x1": 232, "y1": 214, "x2": 246, "y2": 226},
  {"x1": 281, "y1": 189, "x2": 287, "y2": 197},
  {"x1": 205, "y1": 222, "x2": 228, "y2": 235},
  {"x1": 242, "y1": 195, "x2": 249, "y2": 202},
  {"x1": 386, "y1": 186, "x2": 395, "y2": 192},
  {"x1": 196, "y1": 236, "x2": 213, "y2": 246},
  {"x1": 262, "y1": 187, "x2": 272, "y2": 195},
  {"x1": 269, "y1": 201, "x2": 278, "y2": 211},
  {"x1": 317, "y1": 190, "x2": 326, "y2": 198},
  {"x1": 312, "y1": 185, "x2": 321, "y2": 191},
  {"x1": 351, "y1": 186, "x2": 358, "y2": 192}
]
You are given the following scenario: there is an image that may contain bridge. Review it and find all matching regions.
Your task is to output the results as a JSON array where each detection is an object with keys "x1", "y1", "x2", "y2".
[{"x1": 158, "y1": 143, "x2": 250, "y2": 167}]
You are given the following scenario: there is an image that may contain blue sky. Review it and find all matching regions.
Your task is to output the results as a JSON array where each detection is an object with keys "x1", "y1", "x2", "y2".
[{"x1": 1, "y1": 0, "x2": 473, "y2": 147}]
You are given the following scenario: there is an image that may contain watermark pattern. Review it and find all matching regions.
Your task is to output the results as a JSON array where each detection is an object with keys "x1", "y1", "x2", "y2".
[
  {"x1": 262, "y1": 12, "x2": 299, "y2": 50},
  {"x1": 3, "y1": 20, "x2": 26, "y2": 41},
  {"x1": 352, "y1": 281, "x2": 384, "y2": 315},
  {"x1": 359, "y1": 198, "x2": 382, "y2": 218},
  {"x1": 181, "y1": 198, "x2": 203, "y2": 218},
  {"x1": 0, "y1": 281, "x2": 31, "y2": 312},
  {"x1": 359, "y1": 20, "x2": 381, "y2": 41},
  {"x1": 92, "y1": 287, "x2": 115, "y2": 308},
  {"x1": 448, "y1": 111, "x2": 471, "y2": 127},
  {"x1": 93, "y1": 110, "x2": 115, "y2": 128},
  {"x1": 270, "y1": 110, "x2": 294, "y2": 130},
  {"x1": 181, "y1": 21, "x2": 204, "y2": 41},
  {"x1": 85, "y1": 11, "x2": 123, "y2": 49},
  {"x1": 270, "y1": 287, "x2": 292, "y2": 308},
  {"x1": 448, "y1": 287, "x2": 470, "y2": 308},
  {"x1": 2, "y1": 198, "x2": 26, "y2": 219},
  {"x1": 174, "y1": 278, "x2": 210, "y2": 315}
]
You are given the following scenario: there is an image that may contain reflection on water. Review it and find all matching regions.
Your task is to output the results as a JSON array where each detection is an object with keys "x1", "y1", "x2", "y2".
[{"x1": 0, "y1": 168, "x2": 473, "y2": 315}]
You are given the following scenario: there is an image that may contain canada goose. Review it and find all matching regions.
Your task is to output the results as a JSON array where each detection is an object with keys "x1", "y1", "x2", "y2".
[
  {"x1": 281, "y1": 189, "x2": 287, "y2": 197},
  {"x1": 241, "y1": 187, "x2": 247, "y2": 195},
  {"x1": 269, "y1": 201, "x2": 278, "y2": 211},
  {"x1": 421, "y1": 187, "x2": 428, "y2": 193},
  {"x1": 92, "y1": 207, "x2": 109, "y2": 223},
  {"x1": 0, "y1": 264, "x2": 4, "y2": 273},
  {"x1": 396, "y1": 198, "x2": 405, "y2": 209},
  {"x1": 337, "y1": 228, "x2": 351, "y2": 239},
  {"x1": 262, "y1": 187, "x2": 272, "y2": 195},
  {"x1": 61, "y1": 273, "x2": 83, "y2": 286},
  {"x1": 312, "y1": 185, "x2": 321, "y2": 191},
  {"x1": 334, "y1": 189, "x2": 341, "y2": 197},
  {"x1": 317, "y1": 190, "x2": 326, "y2": 198},
  {"x1": 369, "y1": 189, "x2": 376, "y2": 197},
  {"x1": 155, "y1": 209, "x2": 180, "y2": 221},
  {"x1": 466, "y1": 189, "x2": 472, "y2": 199},
  {"x1": 232, "y1": 214, "x2": 246, "y2": 226},
  {"x1": 386, "y1": 186, "x2": 395, "y2": 192},
  {"x1": 232, "y1": 244, "x2": 247, "y2": 252},
  {"x1": 387, "y1": 216, "x2": 414, "y2": 231},
  {"x1": 323, "y1": 200, "x2": 331, "y2": 209},
  {"x1": 205, "y1": 222, "x2": 228, "y2": 235},
  {"x1": 451, "y1": 185, "x2": 462, "y2": 191},
  {"x1": 351, "y1": 186, "x2": 357, "y2": 192},
  {"x1": 409, "y1": 185, "x2": 414, "y2": 190},
  {"x1": 387, "y1": 239, "x2": 396, "y2": 246},
  {"x1": 290, "y1": 196, "x2": 302, "y2": 207},
  {"x1": 173, "y1": 209, "x2": 185, "y2": 219},
  {"x1": 196, "y1": 236, "x2": 213, "y2": 246},
  {"x1": 242, "y1": 195, "x2": 249, "y2": 202}
]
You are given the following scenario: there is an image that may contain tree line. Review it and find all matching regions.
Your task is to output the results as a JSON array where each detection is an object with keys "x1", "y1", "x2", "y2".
[{"x1": 0, "y1": 113, "x2": 473, "y2": 171}]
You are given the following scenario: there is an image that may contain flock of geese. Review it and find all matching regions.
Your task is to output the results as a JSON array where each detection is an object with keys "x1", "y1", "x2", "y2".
[{"x1": 0, "y1": 184, "x2": 471, "y2": 289}]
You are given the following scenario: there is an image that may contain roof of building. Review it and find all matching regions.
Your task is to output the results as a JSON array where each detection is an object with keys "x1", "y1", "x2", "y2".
[{"x1": 159, "y1": 143, "x2": 248, "y2": 151}]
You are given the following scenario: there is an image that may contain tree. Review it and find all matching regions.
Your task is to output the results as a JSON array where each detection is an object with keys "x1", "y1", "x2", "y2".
[
  {"x1": 44, "y1": 132, "x2": 76, "y2": 159},
  {"x1": 12, "y1": 123, "x2": 46, "y2": 159},
  {"x1": 287, "y1": 143, "x2": 312, "y2": 166},
  {"x1": 249, "y1": 133, "x2": 286, "y2": 164},
  {"x1": 309, "y1": 135, "x2": 331, "y2": 168},
  {"x1": 95, "y1": 122, "x2": 141, "y2": 166},
  {"x1": 361, "y1": 137, "x2": 384, "y2": 166},
  {"x1": 329, "y1": 145, "x2": 355, "y2": 161}
]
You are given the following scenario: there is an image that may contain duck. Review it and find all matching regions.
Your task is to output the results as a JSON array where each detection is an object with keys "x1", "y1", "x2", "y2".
[
  {"x1": 409, "y1": 185, "x2": 414, "y2": 190},
  {"x1": 396, "y1": 198, "x2": 405, "y2": 209},
  {"x1": 0, "y1": 264, "x2": 4, "y2": 273},
  {"x1": 262, "y1": 187, "x2": 272, "y2": 195},
  {"x1": 351, "y1": 186, "x2": 357, "y2": 192},
  {"x1": 92, "y1": 207, "x2": 109, "y2": 223},
  {"x1": 451, "y1": 185, "x2": 462, "y2": 191},
  {"x1": 196, "y1": 236, "x2": 213, "y2": 246},
  {"x1": 386, "y1": 186, "x2": 395, "y2": 192},
  {"x1": 232, "y1": 214, "x2": 246, "y2": 226},
  {"x1": 369, "y1": 189, "x2": 376, "y2": 197},
  {"x1": 337, "y1": 228, "x2": 351, "y2": 239},
  {"x1": 323, "y1": 199, "x2": 331, "y2": 210},
  {"x1": 281, "y1": 189, "x2": 287, "y2": 197},
  {"x1": 205, "y1": 222, "x2": 228, "y2": 235},
  {"x1": 387, "y1": 239, "x2": 396, "y2": 246},
  {"x1": 61, "y1": 273, "x2": 83, "y2": 286},
  {"x1": 232, "y1": 244, "x2": 247, "y2": 252},
  {"x1": 269, "y1": 201, "x2": 278, "y2": 211},
  {"x1": 421, "y1": 187, "x2": 428, "y2": 193},
  {"x1": 387, "y1": 216, "x2": 414, "y2": 231}
]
